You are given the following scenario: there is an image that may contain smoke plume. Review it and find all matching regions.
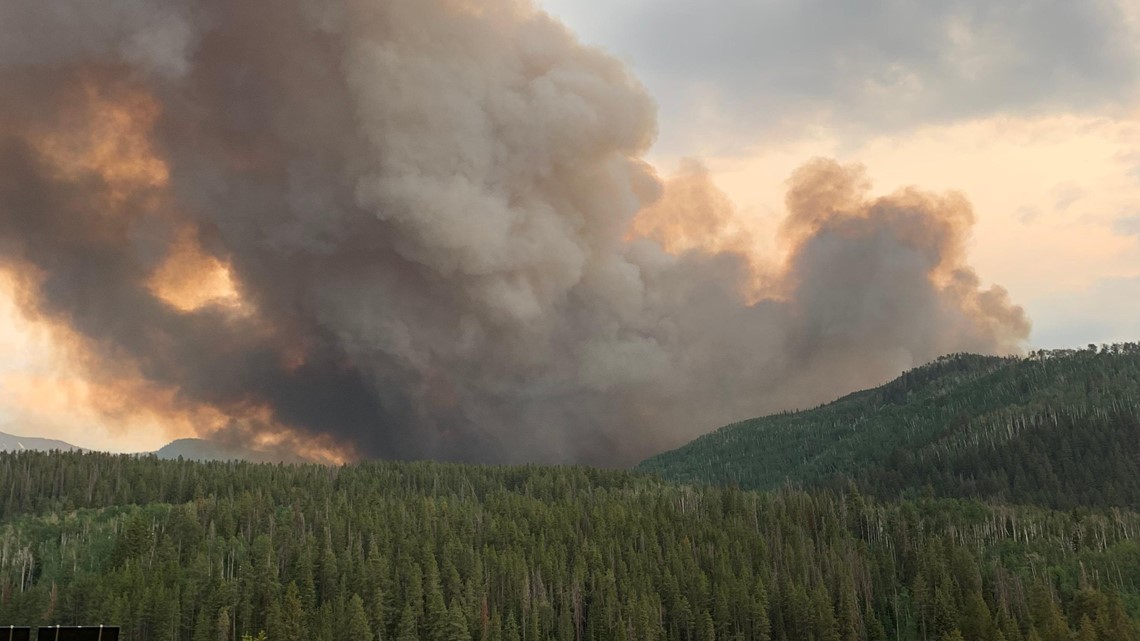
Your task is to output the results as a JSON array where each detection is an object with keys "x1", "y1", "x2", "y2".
[{"x1": 0, "y1": 0, "x2": 1028, "y2": 464}]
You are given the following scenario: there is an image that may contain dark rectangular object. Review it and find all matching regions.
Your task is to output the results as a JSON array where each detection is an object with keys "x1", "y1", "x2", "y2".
[
  {"x1": 35, "y1": 628, "x2": 119, "y2": 641},
  {"x1": 1, "y1": 627, "x2": 31, "y2": 641}
]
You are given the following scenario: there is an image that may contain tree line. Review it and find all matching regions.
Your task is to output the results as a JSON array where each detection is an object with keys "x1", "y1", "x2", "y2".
[{"x1": 2, "y1": 451, "x2": 1139, "y2": 641}]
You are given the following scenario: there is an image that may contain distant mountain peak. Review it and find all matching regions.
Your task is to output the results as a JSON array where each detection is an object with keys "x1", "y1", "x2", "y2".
[
  {"x1": 0, "y1": 429, "x2": 303, "y2": 464},
  {"x1": 155, "y1": 438, "x2": 305, "y2": 464},
  {"x1": 0, "y1": 429, "x2": 84, "y2": 453}
]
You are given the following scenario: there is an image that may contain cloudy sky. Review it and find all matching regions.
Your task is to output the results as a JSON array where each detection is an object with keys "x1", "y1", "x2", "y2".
[{"x1": 543, "y1": 0, "x2": 1140, "y2": 349}]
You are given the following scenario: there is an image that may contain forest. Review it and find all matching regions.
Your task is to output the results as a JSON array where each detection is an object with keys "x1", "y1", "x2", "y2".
[
  {"x1": 2, "y1": 451, "x2": 1140, "y2": 641},
  {"x1": 639, "y1": 345, "x2": 1140, "y2": 511}
]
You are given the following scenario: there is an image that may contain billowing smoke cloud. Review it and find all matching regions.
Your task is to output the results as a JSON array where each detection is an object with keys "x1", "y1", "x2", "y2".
[{"x1": 0, "y1": 0, "x2": 1028, "y2": 465}]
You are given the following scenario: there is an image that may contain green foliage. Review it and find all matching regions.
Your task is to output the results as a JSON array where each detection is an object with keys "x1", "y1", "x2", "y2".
[
  {"x1": 1, "y1": 452, "x2": 1140, "y2": 640},
  {"x1": 639, "y1": 345, "x2": 1140, "y2": 509}
]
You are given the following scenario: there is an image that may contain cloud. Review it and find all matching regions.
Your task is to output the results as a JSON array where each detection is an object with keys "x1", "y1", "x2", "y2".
[
  {"x1": 542, "y1": 0, "x2": 1140, "y2": 152},
  {"x1": 1115, "y1": 215, "x2": 1140, "y2": 237}
]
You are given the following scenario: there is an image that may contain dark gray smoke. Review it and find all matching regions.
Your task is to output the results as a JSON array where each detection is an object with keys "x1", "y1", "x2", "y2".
[{"x1": 0, "y1": 0, "x2": 1029, "y2": 464}]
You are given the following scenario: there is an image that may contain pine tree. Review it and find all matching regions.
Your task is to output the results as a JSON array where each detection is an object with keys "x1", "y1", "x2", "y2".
[
  {"x1": 425, "y1": 556, "x2": 449, "y2": 641},
  {"x1": 504, "y1": 614, "x2": 522, "y2": 641},
  {"x1": 217, "y1": 607, "x2": 232, "y2": 641},
  {"x1": 932, "y1": 586, "x2": 959, "y2": 640},
  {"x1": 697, "y1": 609, "x2": 715, "y2": 641},
  {"x1": 959, "y1": 590, "x2": 993, "y2": 641},
  {"x1": 446, "y1": 599, "x2": 472, "y2": 641},
  {"x1": 397, "y1": 604, "x2": 420, "y2": 641},
  {"x1": 812, "y1": 584, "x2": 840, "y2": 641},
  {"x1": 865, "y1": 607, "x2": 887, "y2": 641},
  {"x1": 750, "y1": 577, "x2": 771, "y2": 641},
  {"x1": 347, "y1": 593, "x2": 375, "y2": 641},
  {"x1": 1076, "y1": 614, "x2": 1095, "y2": 641},
  {"x1": 269, "y1": 582, "x2": 307, "y2": 641},
  {"x1": 486, "y1": 611, "x2": 503, "y2": 641}
]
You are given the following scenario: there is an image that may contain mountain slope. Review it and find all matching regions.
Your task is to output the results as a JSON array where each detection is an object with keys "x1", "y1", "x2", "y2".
[
  {"x1": 0, "y1": 431, "x2": 299, "y2": 463},
  {"x1": 638, "y1": 344, "x2": 1140, "y2": 509},
  {"x1": 155, "y1": 438, "x2": 303, "y2": 463},
  {"x1": 0, "y1": 429, "x2": 83, "y2": 452}
]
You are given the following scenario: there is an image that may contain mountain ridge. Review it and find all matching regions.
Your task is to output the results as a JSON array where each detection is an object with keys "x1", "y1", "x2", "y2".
[
  {"x1": 0, "y1": 428, "x2": 85, "y2": 453},
  {"x1": 0, "y1": 430, "x2": 296, "y2": 463},
  {"x1": 638, "y1": 344, "x2": 1140, "y2": 509},
  {"x1": 155, "y1": 437, "x2": 305, "y2": 463}
]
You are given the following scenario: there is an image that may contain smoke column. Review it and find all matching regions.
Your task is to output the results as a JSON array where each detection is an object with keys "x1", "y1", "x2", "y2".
[{"x1": 0, "y1": 0, "x2": 1029, "y2": 464}]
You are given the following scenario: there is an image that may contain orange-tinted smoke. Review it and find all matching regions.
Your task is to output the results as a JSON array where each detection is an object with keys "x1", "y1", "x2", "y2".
[
  {"x1": 629, "y1": 159, "x2": 774, "y2": 300},
  {"x1": 32, "y1": 82, "x2": 169, "y2": 208},
  {"x1": 148, "y1": 227, "x2": 245, "y2": 313},
  {"x1": 1, "y1": 266, "x2": 350, "y2": 463},
  {"x1": 782, "y1": 158, "x2": 974, "y2": 282},
  {"x1": 0, "y1": 79, "x2": 348, "y2": 463}
]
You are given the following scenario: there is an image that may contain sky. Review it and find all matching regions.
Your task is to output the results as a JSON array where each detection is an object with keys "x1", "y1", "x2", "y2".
[
  {"x1": 543, "y1": 0, "x2": 1140, "y2": 349},
  {"x1": 0, "y1": 0, "x2": 1138, "y2": 456}
]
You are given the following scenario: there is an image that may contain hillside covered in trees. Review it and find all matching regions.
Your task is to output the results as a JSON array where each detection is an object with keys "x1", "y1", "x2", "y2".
[
  {"x1": 638, "y1": 345, "x2": 1140, "y2": 510},
  {"x1": 2, "y1": 452, "x2": 1140, "y2": 641}
]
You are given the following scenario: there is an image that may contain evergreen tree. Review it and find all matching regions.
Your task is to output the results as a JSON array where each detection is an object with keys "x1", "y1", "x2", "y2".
[
  {"x1": 217, "y1": 607, "x2": 231, "y2": 641},
  {"x1": 347, "y1": 593, "x2": 375, "y2": 641},
  {"x1": 397, "y1": 605, "x2": 420, "y2": 641},
  {"x1": 446, "y1": 599, "x2": 472, "y2": 641}
]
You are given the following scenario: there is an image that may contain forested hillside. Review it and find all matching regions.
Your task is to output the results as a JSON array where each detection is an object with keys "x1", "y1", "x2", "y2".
[
  {"x1": 2, "y1": 452, "x2": 1140, "y2": 641},
  {"x1": 639, "y1": 345, "x2": 1140, "y2": 509}
]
